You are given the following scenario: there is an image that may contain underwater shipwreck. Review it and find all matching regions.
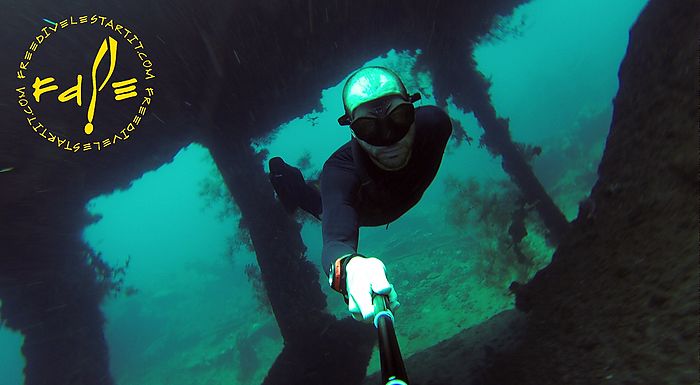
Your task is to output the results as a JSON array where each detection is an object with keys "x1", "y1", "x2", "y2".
[{"x1": 0, "y1": 0, "x2": 696, "y2": 384}]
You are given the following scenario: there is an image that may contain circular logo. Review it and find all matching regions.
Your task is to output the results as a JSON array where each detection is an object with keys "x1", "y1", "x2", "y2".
[{"x1": 14, "y1": 15, "x2": 157, "y2": 153}]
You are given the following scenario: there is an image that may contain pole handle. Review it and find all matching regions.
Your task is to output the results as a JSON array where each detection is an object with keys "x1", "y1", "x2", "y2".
[
  {"x1": 372, "y1": 295, "x2": 394, "y2": 328},
  {"x1": 373, "y1": 294, "x2": 388, "y2": 313}
]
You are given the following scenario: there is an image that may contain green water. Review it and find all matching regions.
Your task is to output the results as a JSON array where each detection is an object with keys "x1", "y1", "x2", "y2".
[{"x1": 0, "y1": 0, "x2": 648, "y2": 384}]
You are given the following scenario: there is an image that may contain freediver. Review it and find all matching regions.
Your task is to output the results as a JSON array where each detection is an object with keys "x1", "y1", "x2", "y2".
[{"x1": 269, "y1": 66, "x2": 452, "y2": 322}]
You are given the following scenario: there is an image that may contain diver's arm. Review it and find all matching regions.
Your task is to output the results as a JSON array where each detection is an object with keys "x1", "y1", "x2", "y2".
[
  {"x1": 320, "y1": 160, "x2": 361, "y2": 278},
  {"x1": 320, "y1": 154, "x2": 402, "y2": 322}
]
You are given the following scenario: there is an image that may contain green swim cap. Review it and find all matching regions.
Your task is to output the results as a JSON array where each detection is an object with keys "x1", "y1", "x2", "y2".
[{"x1": 342, "y1": 66, "x2": 409, "y2": 116}]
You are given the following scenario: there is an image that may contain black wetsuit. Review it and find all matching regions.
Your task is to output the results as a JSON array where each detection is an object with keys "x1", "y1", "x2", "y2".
[{"x1": 319, "y1": 105, "x2": 452, "y2": 275}]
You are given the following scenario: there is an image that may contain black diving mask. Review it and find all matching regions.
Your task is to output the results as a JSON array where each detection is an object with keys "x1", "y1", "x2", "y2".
[{"x1": 338, "y1": 93, "x2": 421, "y2": 146}]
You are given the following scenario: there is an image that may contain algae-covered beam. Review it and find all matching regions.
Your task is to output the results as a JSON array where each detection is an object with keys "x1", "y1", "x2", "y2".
[
  {"x1": 199, "y1": 131, "x2": 375, "y2": 385},
  {"x1": 465, "y1": 61, "x2": 571, "y2": 244},
  {"x1": 210, "y1": 138, "x2": 330, "y2": 341},
  {"x1": 0, "y1": 200, "x2": 113, "y2": 385},
  {"x1": 419, "y1": 49, "x2": 570, "y2": 245}
]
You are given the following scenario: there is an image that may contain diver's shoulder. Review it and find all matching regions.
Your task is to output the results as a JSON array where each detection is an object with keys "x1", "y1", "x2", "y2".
[
  {"x1": 416, "y1": 105, "x2": 448, "y2": 118},
  {"x1": 322, "y1": 140, "x2": 353, "y2": 170},
  {"x1": 416, "y1": 105, "x2": 452, "y2": 137}
]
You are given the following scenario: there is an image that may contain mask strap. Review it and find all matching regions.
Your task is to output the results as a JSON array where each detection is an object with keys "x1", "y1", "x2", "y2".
[{"x1": 338, "y1": 114, "x2": 352, "y2": 126}]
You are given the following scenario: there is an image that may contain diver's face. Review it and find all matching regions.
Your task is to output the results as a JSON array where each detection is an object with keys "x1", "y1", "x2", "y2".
[{"x1": 355, "y1": 124, "x2": 415, "y2": 171}]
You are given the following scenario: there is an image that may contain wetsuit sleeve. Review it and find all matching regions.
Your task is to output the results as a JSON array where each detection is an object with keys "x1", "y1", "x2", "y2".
[{"x1": 320, "y1": 160, "x2": 360, "y2": 277}]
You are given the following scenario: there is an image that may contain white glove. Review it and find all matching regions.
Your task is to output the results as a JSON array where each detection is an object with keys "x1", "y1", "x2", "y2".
[{"x1": 345, "y1": 257, "x2": 400, "y2": 322}]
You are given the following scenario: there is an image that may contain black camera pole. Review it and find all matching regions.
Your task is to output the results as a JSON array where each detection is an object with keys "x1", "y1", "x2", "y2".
[{"x1": 372, "y1": 295, "x2": 409, "y2": 385}]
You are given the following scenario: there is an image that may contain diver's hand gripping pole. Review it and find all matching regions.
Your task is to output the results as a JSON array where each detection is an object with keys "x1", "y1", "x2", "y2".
[{"x1": 373, "y1": 295, "x2": 409, "y2": 385}]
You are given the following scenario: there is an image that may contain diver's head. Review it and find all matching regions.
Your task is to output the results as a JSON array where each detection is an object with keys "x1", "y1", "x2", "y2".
[{"x1": 337, "y1": 66, "x2": 421, "y2": 171}]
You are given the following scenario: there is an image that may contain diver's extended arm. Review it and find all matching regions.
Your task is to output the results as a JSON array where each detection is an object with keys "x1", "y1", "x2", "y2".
[
  {"x1": 319, "y1": 160, "x2": 399, "y2": 321},
  {"x1": 319, "y1": 159, "x2": 361, "y2": 275}
]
